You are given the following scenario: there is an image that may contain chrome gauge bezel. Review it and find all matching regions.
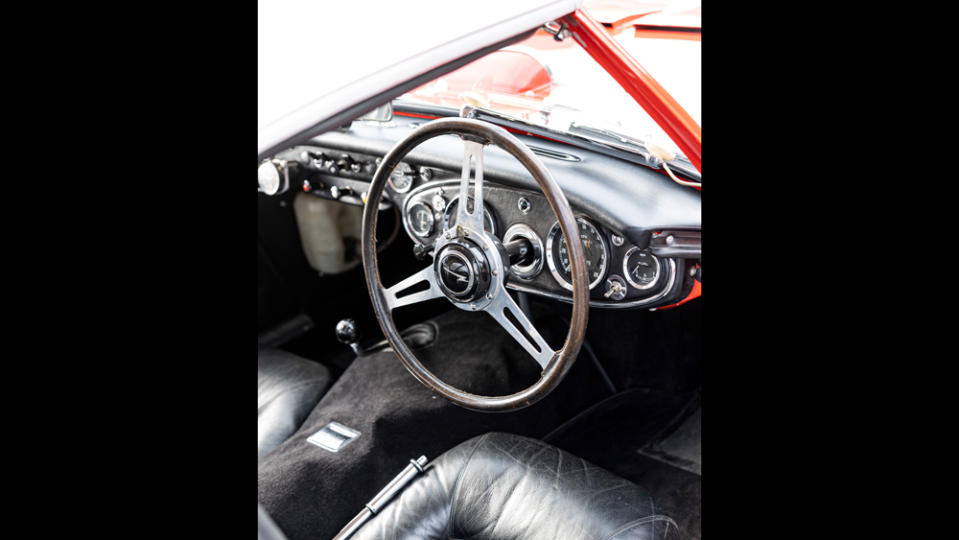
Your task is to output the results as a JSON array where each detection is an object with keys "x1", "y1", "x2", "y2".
[
  {"x1": 622, "y1": 246, "x2": 661, "y2": 290},
  {"x1": 406, "y1": 202, "x2": 435, "y2": 237},
  {"x1": 545, "y1": 217, "x2": 609, "y2": 291},
  {"x1": 502, "y1": 223, "x2": 544, "y2": 280},
  {"x1": 388, "y1": 162, "x2": 414, "y2": 193}
]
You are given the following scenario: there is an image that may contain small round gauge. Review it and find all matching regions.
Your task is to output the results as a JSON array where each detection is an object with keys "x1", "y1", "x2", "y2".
[
  {"x1": 443, "y1": 196, "x2": 495, "y2": 235},
  {"x1": 622, "y1": 247, "x2": 661, "y2": 290},
  {"x1": 389, "y1": 163, "x2": 415, "y2": 193},
  {"x1": 407, "y1": 202, "x2": 435, "y2": 237},
  {"x1": 546, "y1": 218, "x2": 609, "y2": 291}
]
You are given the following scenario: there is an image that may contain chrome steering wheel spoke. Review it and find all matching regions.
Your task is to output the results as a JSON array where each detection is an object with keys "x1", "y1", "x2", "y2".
[
  {"x1": 362, "y1": 117, "x2": 587, "y2": 412},
  {"x1": 484, "y1": 285, "x2": 556, "y2": 370},
  {"x1": 384, "y1": 265, "x2": 443, "y2": 311},
  {"x1": 455, "y1": 139, "x2": 486, "y2": 234}
]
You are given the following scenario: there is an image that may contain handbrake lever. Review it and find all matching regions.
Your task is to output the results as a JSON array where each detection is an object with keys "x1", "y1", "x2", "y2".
[{"x1": 332, "y1": 456, "x2": 429, "y2": 540}]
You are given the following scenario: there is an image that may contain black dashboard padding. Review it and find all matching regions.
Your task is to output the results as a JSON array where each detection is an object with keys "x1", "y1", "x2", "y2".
[
  {"x1": 309, "y1": 116, "x2": 700, "y2": 238},
  {"x1": 349, "y1": 432, "x2": 678, "y2": 540}
]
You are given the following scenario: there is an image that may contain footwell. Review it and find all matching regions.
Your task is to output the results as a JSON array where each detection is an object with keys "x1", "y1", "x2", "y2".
[{"x1": 257, "y1": 308, "x2": 612, "y2": 540}]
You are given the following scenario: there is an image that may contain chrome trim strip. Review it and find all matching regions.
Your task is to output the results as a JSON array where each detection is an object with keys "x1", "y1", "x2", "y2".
[
  {"x1": 507, "y1": 258, "x2": 677, "y2": 309},
  {"x1": 528, "y1": 145, "x2": 582, "y2": 162}
]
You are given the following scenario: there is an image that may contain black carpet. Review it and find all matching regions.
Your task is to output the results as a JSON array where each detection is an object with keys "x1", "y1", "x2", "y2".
[
  {"x1": 257, "y1": 308, "x2": 613, "y2": 540},
  {"x1": 545, "y1": 389, "x2": 702, "y2": 540}
]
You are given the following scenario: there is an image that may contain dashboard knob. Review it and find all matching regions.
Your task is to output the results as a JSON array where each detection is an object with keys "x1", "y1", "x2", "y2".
[
  {"x1": 303, "y1": 151, "x2": 325, "y2": 168},
  {"x1": 258, "y1": 159, "x2": 290, "y2": 195}
]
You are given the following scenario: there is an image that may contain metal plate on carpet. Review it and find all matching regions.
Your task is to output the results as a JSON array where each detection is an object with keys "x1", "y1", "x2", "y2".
[{"x1": 307, "y1": 422, "x2": 361, "y2": 452}]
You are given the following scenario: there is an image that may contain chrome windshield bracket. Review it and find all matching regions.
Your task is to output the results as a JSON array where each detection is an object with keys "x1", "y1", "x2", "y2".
[{"x1": 543, "y1": 21, "x2": 569, "y2": 41}]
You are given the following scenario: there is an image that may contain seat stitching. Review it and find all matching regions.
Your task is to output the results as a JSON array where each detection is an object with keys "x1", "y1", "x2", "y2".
[
  {"x1": 447, "y1": 433, "x2": 492, "y2": 538},
  {"x1": 601, "y1": 515, "x2": 678, "y2": 540}
]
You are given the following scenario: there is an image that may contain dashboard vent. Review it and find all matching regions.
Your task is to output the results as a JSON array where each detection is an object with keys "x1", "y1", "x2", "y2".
[{"x1": 529, "y1": 145, "x2": 581, "y2": 162}]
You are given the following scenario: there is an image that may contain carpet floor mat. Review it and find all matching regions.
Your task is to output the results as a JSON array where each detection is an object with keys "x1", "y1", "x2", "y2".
[{"x1": 257, "y1": 308, "x2": 616, "y2": 540}]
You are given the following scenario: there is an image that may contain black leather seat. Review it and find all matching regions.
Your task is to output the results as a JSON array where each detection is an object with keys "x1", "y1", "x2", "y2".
[
  {"x1": 349, "y1": 432, "x2": 678, "y2": 540},
  {"x1": 258, "y1": 349, "x2": 331, "y2": 460}
]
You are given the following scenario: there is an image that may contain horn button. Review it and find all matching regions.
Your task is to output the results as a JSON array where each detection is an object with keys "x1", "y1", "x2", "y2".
[{"x1": 434, "y1": 239, "x2": 491, "y2": 302}]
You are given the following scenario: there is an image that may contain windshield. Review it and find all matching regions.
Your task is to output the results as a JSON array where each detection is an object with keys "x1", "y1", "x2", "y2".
[{"x1": 396, "y1": 0, "x2": 701, "y2": 159}]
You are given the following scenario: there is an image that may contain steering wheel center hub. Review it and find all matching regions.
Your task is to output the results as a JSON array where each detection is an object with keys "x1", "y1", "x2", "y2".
[
  {"x1": 434, "y1": 239, "x2": 491, "y2": 302},
  {"x1": 362, "y1": 117, "x2": 588, "y2": 411}
]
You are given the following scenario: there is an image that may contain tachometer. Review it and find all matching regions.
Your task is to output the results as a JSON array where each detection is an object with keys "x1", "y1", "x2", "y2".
[{"x1": 546, "y1": 218, "x2": 608, "y2": 291}]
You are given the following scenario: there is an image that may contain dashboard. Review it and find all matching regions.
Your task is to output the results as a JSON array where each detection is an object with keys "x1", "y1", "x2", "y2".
[{"x1": 264, "y1": 114, "x2": 701, "y2": 310}]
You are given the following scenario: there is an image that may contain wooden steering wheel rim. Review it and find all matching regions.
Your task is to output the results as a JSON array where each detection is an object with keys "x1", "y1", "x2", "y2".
[{"x1": 361, "y1": 117, "x2": 588, "y2": 412}]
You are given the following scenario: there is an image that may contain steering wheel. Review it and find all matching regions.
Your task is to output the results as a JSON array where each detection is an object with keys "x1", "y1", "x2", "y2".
[{"x1": 361, "y1": 118, "x2": 588, "y2": 412}]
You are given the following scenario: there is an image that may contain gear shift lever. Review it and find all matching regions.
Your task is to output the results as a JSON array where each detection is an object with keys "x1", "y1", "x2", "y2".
[{"x1": 335, "y1": 318, "x2": 363, "y2": 356}]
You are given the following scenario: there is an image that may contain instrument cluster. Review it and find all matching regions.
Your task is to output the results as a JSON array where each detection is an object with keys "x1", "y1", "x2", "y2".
[
  {"x1": 260, "y1": 144, "x2": 688, "y2": 310},
  {"x1": 399, "y1": 178, "x2": 678, "y2": 308}
]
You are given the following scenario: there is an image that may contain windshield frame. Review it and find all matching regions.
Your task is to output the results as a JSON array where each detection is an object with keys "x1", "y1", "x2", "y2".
[
  {"x1": 561, "y1": 8, "x2": 701, "y2": 172},
  {"x1": 396, "y1": 7, "x2": 701, "y2": 175}
]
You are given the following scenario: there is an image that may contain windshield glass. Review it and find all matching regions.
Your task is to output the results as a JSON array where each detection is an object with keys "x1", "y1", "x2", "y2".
[{"x1": 396, "y1": 0, "x2": 700, "y2": 158}]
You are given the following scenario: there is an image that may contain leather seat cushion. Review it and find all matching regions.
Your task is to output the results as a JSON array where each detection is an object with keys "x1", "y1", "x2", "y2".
[
  {"x1": 350, "y1": 432, "x2": 678, "y2": 540},
  {"x1": 258, "y1": 349, "x2": 331, "y2": 460}
]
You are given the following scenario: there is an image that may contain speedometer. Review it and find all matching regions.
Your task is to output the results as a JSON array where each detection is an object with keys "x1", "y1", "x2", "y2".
[{"x1": 546, "y1": 218, "x2": 608, "y2": 291}]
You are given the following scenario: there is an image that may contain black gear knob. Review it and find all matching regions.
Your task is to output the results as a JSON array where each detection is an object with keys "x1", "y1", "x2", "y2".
[{"x1": 335, "y1": 319, "x2": 363, "y2": 355}]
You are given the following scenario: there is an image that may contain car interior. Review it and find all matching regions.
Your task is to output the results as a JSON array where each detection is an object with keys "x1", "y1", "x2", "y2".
[{"x1": 257, "y1": 97, "x2": 701, "y2": 540}]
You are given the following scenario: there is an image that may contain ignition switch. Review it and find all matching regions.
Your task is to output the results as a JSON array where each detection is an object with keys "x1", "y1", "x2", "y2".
[{"x1": 604, "y1": 275, "x2": 627, "y2": 301}]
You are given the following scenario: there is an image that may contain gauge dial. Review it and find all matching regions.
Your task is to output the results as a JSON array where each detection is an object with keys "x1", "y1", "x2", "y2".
[
  {"x1": 407, "y1": 202, "x2": 434, "y2": 237},
  {"x1": 389, "y1": 163, "x2": 415, "y2": 193},
  {"x1": 546, "y1": 218, "x2": 609, "y2": 291},
  {"x1": 443, "y1": 196, "x2": 495, "y2": 235},
  {"x1": 622, "y1": 247, "x2": 661, "y2": 290}
]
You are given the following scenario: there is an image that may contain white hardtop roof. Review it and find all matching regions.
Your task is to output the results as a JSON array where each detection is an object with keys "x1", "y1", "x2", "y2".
[{"x1": 258, "y1": 0, "x2": 581, "y2": 158}]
